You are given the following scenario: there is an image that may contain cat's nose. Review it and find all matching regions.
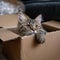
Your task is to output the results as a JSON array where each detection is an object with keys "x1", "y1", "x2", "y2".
[
  {"x1": 30, "y1": 26, "x2": 36, "y2": 31},
  {"x1": 32, "y1": 28, "x2": 36, "y2": 31}
]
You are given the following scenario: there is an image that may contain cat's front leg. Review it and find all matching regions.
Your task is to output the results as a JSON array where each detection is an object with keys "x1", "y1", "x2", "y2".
[{"x1": 35, "y1": 30, "x2": 46, "y2": 44}]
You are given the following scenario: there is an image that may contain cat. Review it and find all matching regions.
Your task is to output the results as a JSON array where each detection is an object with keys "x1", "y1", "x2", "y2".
[{"x1": 17, "y1": 12, "x2": 46, "y2": 43}]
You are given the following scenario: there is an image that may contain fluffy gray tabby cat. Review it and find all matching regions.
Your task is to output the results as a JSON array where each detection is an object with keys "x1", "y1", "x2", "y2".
[{"x1": 18, "y1": 12, "x2": 46, "y2": 43}]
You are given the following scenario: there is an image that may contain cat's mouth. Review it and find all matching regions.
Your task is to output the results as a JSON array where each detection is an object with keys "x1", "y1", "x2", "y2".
[
  {"x1": 31, "y1": 30, "x2": 37, "y2": 34},
  {"x1": 31, "y1": 29, "x2": 46, "y2": 35}
]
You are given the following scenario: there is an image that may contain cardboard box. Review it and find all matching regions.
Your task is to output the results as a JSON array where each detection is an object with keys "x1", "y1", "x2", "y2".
[
  {"x1": 0, "y1": 14, "x2": 19, "y2": 35},
  {"x1": 21, "y1": 31, "x2": 60, "y2": 60},
  {"x1": 0, "y1": 28, "x2": 60, "y2": 60},
  {"x1": 0, "y1": 14, "x2": 60, "y2": 60},
  {"x1": 0, "y1": 29, "x2": 20, "y2": 60},
  {"x1": 42, "y1": 20, "x2": 60, "y2": 31},
  {"x1": 0, "y1": 14, "x2": 18, "y2": 28}
]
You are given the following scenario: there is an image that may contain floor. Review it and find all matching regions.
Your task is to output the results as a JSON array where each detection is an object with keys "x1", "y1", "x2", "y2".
[{"x1": 0, "y1": 53, "x2": 7, "y2": 60}]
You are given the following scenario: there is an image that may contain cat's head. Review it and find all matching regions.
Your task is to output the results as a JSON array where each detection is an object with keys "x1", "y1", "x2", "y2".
[{"x1": 18, "y1": 12, "x2": 43, "y2": 33}]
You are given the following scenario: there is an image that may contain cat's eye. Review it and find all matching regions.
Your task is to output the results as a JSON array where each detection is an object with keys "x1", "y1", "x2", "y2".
[
  {"x1": 27, "y1": 23, "x2": 30, "y2": 26},
  {"x1": 28, "y1": 23, "x2": 29, "y2": 25},
  {"x1": 27, "y1": 25, "x2": 30, "y2": 26}
]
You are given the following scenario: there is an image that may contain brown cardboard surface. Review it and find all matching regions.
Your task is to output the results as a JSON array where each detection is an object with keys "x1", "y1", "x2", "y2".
[
  {"x1": 0, "y1": 29, "x2": 19, "y2": 42},
  {"x1": 0, "y1": 29, "x2": 20, "y2": 60},
  {"x1": 0, "y1": 14, "x2": 18, "y2": 28},
  {"x1": 21, "y1": 31, "x2": 60, "y2": 60},
  {"x1": 0, "y1": 28, "x2": 60, "y2": 60},
  {"x1": 7, "y1": 27, "x2": 19, "y2": 35},
  {"x1": 42, "y1": 20, "x2": 60, "y2": 31},
  {"x1": 3, "y1": 37, "x2": 20, "y2": 60}
]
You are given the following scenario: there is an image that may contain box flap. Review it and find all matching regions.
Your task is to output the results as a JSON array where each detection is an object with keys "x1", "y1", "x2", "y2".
[
  {"x1": 0, "y1": 14, "x2": 18, "y2": 28},
  {"x1": 42, "y1": 20, "x2": 60, "y2": 29},
  {"x1": 0, "y1": 29, "x2": 20, "y2": 42}
]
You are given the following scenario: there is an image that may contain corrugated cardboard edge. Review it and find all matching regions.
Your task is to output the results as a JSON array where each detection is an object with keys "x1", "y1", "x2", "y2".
[
  {"x1": 42, "y1": 20, "x2": 60, "y2": 31},
  {"x1": 0, "y1": 28, "x2": 20, "y2": 42}
]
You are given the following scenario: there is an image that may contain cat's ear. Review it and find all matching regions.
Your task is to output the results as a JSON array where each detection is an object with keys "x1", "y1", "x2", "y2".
[
  {"x1": 18, "y1": 12, "x2": 30, "y2": 23},
  {"x1": 35, "y1": 14, "x2": 43, "y2": 24}
]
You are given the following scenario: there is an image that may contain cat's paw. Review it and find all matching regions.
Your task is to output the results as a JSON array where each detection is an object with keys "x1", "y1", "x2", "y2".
[
  {"x1": 38, "y1": 38, "x2": 45, "y2": 44},
  {"x1": 35, "y1": 33, "x2": 46, "y2": 44},
  {"x1": 35, "y1": 36, "x2": 45, "y2": 44}
]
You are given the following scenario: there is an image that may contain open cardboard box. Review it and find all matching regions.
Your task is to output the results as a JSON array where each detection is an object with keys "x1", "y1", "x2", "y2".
[
  {"x1": 0, "y1": 28, "x2": 60, "y2": 60},
  {"x1": 0, "y1": 14, "x2": 60, "y2": 60}
]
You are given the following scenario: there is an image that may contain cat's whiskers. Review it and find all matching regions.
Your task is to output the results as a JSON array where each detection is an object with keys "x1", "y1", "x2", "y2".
[{"x1": 30, "y1": 30, "x2": 37, "y2": 34}]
